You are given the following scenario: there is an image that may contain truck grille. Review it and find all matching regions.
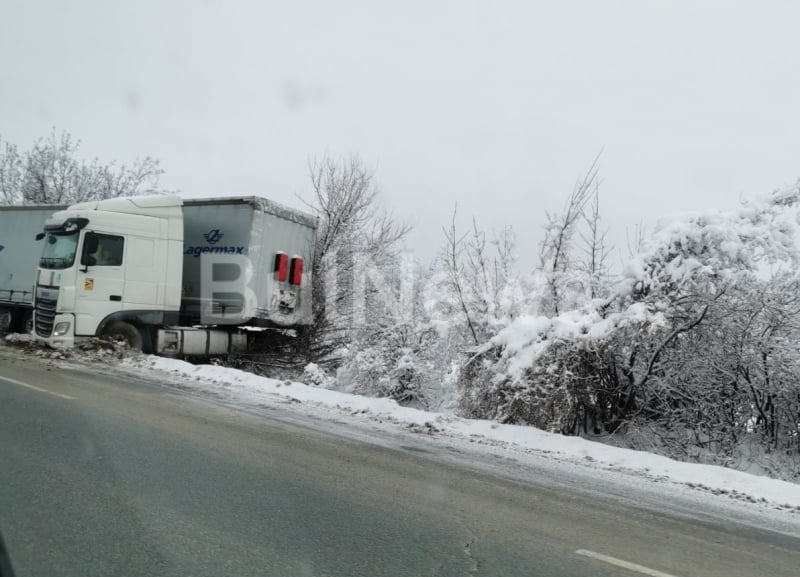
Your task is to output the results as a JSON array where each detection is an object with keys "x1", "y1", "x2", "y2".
[{"x1": 35, "y1": 296, "x2": 57, "y2": 337}]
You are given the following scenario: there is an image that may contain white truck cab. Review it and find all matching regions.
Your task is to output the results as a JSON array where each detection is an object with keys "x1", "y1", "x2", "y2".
[{"x1": 35, "y1": 196, "x2": 184, "y2": 349}]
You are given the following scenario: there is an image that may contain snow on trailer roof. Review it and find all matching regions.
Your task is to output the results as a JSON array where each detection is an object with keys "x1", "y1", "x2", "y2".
[
  {"x1": 0, "y1": 204, "x2": 68, "y2": 211},
  {"x1": 183, "y1": 196, "x2": 318, "y2": 230},
  {"x1": 48, "y1": 194, "x2": 317, "y2": 229}
]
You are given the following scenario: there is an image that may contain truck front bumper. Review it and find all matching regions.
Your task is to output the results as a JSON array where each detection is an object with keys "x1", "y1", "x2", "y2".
[{"x1": 33, "y1": 313, "x2": 76, "y2": 348}]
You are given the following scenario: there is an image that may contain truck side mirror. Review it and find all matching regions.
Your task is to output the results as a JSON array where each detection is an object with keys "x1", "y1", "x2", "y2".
[
  {"x1": 84, "y1": 232, "x2": 99, "y2": 254},
  {"x1": 80, "y1": 233, "x2": 99, "y2": 271},
  {"x1": 35, "y1": 232, "x2": 45, "y2": 241}
]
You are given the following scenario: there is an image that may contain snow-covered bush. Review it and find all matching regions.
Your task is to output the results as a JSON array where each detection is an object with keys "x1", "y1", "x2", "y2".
[
  {"x1": 302, "y1": 363, "x2": 335, "y2": 388},
  {"x1": 459, "y1": 184, "x2": 800, "y2": 468},
  {"x1": 336, "y1": 338, "x2": 426, "y2": 406}
]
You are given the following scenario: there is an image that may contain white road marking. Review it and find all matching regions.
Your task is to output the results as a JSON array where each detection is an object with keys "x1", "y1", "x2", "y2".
[
  {"x1": 575, "y1": 550, "x2": 682, "y2": 577},
  {"x1": 0, "y1": 375, "x2": 76, "y2": 400}
]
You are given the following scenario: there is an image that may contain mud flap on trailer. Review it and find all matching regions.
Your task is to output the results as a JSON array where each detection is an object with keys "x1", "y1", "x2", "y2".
[{"x1": 156, "y1": 327, "x2": 247, "y2": 356}]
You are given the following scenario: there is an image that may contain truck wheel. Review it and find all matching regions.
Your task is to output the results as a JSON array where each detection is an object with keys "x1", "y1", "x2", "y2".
[
  {"x1": 140, "y1": 327, "x2": 155, "y2": 355},
  {"x1": 101, "y1": 321, "x2": 143, "y2": 352},
  {"x1": 22, "y1": 312, "x2": 33, "y2": 335},
  {"x1": 0, "y1": 308, "x2": 12, "y2": 334}
]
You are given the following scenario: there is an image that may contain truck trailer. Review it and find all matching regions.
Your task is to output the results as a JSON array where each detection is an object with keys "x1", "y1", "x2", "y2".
[
  {"x1": 0, "y1": 204, "x2": 66, "y2": 334},
  {"x1": 25, "y1": 194, "x2": 316, "y2": 355}
]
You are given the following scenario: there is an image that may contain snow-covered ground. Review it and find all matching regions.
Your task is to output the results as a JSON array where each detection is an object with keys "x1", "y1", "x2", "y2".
[{"x1": 101, "y1": 354, "x2": 800, "y2": 537}]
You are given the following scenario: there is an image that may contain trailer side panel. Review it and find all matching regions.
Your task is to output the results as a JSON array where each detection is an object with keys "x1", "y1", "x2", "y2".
[{"x1": 0, "y1": 205, "x2": 62, "y2": 306}]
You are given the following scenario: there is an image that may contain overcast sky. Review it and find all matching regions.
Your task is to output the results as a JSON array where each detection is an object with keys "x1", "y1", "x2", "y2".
[{"x1": 1, "y1": 0, "x2": 798, "y2": 267}]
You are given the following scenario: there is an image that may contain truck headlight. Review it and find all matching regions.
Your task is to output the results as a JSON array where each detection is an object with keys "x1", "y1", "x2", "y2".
[{"x1": 53, "y1": 322, "x2": 71, "y2": 336}]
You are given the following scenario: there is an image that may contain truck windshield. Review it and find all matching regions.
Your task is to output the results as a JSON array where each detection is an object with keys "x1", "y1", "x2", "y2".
[{"x1": 39, "y1": 231, "x2": 79, "y2": 269}]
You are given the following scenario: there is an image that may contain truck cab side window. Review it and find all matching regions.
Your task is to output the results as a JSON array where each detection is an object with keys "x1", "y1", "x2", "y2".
[{"x1": 82, "y1": 233, "x2": 124, "y2": 266}]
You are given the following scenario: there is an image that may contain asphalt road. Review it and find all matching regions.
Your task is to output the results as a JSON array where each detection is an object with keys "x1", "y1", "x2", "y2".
[{"x1": 0, "y1": 351, "x2": 799, "y2": 577}]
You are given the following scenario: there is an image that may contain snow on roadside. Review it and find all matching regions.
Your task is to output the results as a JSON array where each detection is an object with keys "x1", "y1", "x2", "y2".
[{"x1": 122, "y1": 355, "x2": 800, "y2": 512}]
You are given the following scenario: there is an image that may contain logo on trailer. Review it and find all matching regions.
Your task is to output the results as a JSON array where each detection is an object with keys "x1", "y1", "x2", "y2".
[
  {"x1": 184, "y1": 228, "x2": 246, "y2": 258},
  {"x1": 203, "y1": 229, "x2": 224, "y2": 244}
]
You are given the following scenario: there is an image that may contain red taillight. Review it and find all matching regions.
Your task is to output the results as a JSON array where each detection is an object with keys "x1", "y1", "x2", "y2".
[
  {"x1": 289, "y1": 257, "x2": 304, "y2": 286},
  {"x1": 274, "y1": 252, "x2": 288, "y2": 282}
]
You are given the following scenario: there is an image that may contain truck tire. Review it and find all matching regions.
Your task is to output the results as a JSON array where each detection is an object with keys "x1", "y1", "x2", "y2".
[
  {"x1": 100, "y1": 321, "x2": 143, "y2": 352},
  {"x1": 22, "y1": 312, "x2": 33, "y2": 335},
  {"x1": 0, "y1": 308, "x2": 12, "y2": 334},
  {"x1": 140, "y1": 327, "x2": 155, "y2": 355}
]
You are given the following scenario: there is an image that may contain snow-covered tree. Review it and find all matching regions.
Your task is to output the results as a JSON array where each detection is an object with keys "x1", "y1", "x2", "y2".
[
  {"x1": 538, "y1": 159, "x2": 600, "y2": 315},
  {"x1": 440, "y1": 209, "x2": 529, "y2": 347},
  {"x1": 0, "y1": 129, "x2": 168, "y2": 205}
]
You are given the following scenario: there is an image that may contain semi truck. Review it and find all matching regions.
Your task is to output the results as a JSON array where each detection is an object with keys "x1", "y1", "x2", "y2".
[
  {"x1": 3, "y1": 195, "x2": 317, "y2": 355},
  {"x1": 0, "y1": 204, "x2": 66, "y2": 335}
]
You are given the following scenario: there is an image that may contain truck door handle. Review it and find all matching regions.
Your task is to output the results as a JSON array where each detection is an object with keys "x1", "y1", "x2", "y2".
[{"x1": 110, "y1": 295, "x2": 122, "y2": 301}]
